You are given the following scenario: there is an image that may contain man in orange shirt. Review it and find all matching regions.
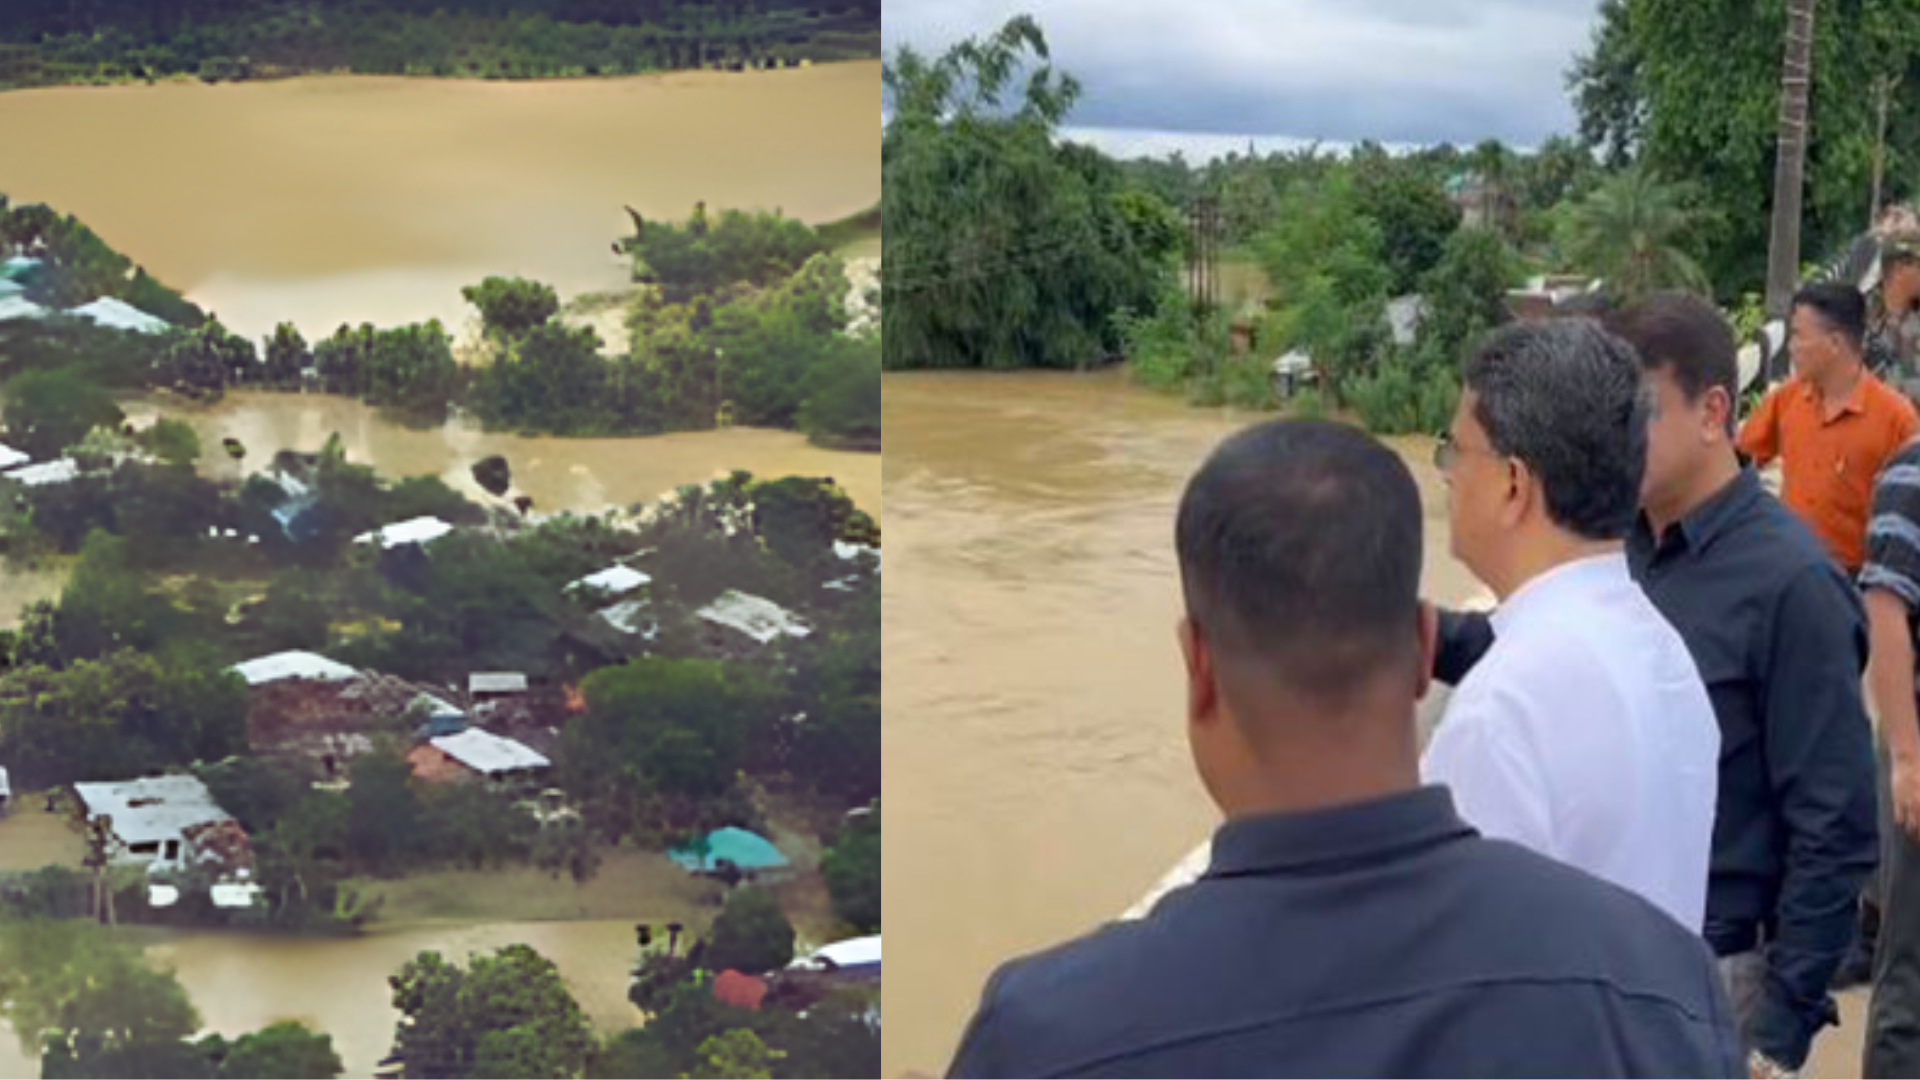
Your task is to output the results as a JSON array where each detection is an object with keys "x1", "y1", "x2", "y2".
[{"x1": 1739, "y1": 283, "x2": 1920, "y2": 574}]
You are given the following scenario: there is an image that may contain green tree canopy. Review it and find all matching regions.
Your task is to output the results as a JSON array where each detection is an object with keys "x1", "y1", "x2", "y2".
[
  {"x1": 462, "y1": 277, "x2": 561, "y2": 339},
  {"x1": 2, "y1": 367, "x2": 123, "y2": 459},
  {"x1": 390, "y1": 944, "x2": 595, "y2": 1080},
  {"x1": 215, "y1": 1022, "x2": 344, "y2": 1080},
  {"x1": 704, "y1": 888, "x2": 796, "y2": 975},
  {"x1": 883, "y1": 16, "x2": 1168, "y2": 370},
  {"x1": 822, "y1": 810, "x2": 880, "y2": 933}
]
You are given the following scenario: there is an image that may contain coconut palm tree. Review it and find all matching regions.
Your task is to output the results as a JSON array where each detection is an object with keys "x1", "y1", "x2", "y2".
[
  {"x1": 1764, "y1": 0, "x2": 1816, "y2": 315},
  {"x1": 1561, "y1": 167, "x2": 1711, "y2": 304}
]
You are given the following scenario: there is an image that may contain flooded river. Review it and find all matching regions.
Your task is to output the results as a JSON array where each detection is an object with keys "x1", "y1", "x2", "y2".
[
  {"x1": 0, "y1": 61, "x2": 879, "y2": 340},
  {"x1": 880, "y1": 369, "x2": 1480, "y2": 1078}
]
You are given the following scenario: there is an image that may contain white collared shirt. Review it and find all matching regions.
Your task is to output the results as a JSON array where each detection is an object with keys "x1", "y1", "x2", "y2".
[{"x1": 1422, "y1": 553, "x2": 1719, "y2": 930}]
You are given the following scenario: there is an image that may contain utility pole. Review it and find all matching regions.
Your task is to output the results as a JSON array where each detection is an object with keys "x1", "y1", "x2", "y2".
[
  {"x1": 1763, "y1": 0, "x2": 1817, "y2": 317},
  {"x1": 1873, "y1": 73, "x2": 1902, "y2": 228},
  {"x1": 1187, "y1": 194, "x2": 1220, "y2": 317}
]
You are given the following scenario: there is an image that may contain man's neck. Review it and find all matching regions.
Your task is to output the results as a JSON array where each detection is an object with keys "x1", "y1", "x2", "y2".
[
  {"x1": 1645, "y1": 450, "x2": 1742, "y2": 538},
  {"x1": 1488, "y1": 532, "x2": 1622, "y2": 602},
  {"x1": 1216, "y1": 714, "x2": 1420, "y2": 820},
  {"x1": 1815, "y1": 360, "x2": 1866, "y2": 404}
]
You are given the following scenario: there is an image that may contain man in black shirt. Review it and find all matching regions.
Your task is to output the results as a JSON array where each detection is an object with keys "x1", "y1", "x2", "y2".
[
  {"x1": 948, "y1": 418, "x2": 1740, "y2": 1078},
  {"x1": 1434, "y1": 293, "x2": 1878, "y2": 1076}
]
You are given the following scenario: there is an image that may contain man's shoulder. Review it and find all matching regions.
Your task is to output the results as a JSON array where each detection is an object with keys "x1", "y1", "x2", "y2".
[{"x1": 957, "y1": 841, "x2": 1728, "y2": 1078}]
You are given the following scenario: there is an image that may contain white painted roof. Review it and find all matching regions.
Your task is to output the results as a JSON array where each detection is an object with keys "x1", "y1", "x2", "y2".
[
  {"x1": 0, "y1": 765, "x2": 9, "y2": 798},
  {"x1": 0, "y1": 444, "x2": 27, "y2": 470},
  {"x1": 73, "y1": 775, "x2": 231, "y2": 846},
  {"x1": 0, "y1": 296, "x2": 48, "y2": 322},
  {"x1": 469, "y1": 672, "x2": 528, "y2": 694},
  {"x1": 4, "y1": 458, "x2": 78, "y2": 487},
  {"x1": 697, "y1": 590, "x2": 811, "y2": 644},
  {"x1": 794, "y1": 935, "x2": 881, "y2": 970},
  {"x1": 66, "y1": 297, "x2": 169, "y2": 334},
  {"x1": 230, "y1": 649, "x2": 358, "y2": 686},
  {"x1": 568, "y1": 565, "x2": 651, "y2": 596},
  {"x1": 430, "y1": 728, "x2": 550, "y2": 775},
  {"x1": 353, "y1": 516, "x2": 454, "y2": 549},
  {"x1": 598, "y1": 598, "x2": 657, "y2": 637}
]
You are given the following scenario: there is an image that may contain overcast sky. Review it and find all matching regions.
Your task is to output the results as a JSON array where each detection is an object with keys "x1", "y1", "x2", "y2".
[{"x1": 882, "y1": 0, "x2": 1605, "y2": 159}]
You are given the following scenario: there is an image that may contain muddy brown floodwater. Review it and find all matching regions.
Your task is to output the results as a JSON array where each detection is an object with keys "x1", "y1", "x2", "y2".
[
  {"x1": 0, "y1": 61, "x2": 878, "y2": 340},
  {"x1": 118, "y1": 391, "x2": 881, "y2": 525},
  {"x1": 884, "y1": 368, "x2": 1875, "y2": 1080},
  {"x1": 881, "y1": 369, "x2": 1478, "y2": 1076}
]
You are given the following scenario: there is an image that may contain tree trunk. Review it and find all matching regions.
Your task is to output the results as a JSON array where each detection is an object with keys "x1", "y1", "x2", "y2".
[{"x1": 1764, "y1": 0, "x2": 1817, "y2": 316}]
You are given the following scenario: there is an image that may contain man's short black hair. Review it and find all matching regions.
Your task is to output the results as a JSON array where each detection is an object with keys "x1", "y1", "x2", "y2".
[
  {"x1": 1464, "y1": 319, "x2": 1648, "y2": 542},
  {"x1": 1604, "y1": 291, "x2": 1738, "y2": 406},
  {"x1": 1175, "y1": 419, "x2": 1420, "y2": 704},
  {"x1": 1794, "y1": 282, "x2": 1868, "y2": 351}
]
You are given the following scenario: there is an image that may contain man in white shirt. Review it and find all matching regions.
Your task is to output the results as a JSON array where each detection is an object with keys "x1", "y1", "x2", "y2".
[{"x1": 1423, "y1": 319, "x2": 1720, "y2": 931}]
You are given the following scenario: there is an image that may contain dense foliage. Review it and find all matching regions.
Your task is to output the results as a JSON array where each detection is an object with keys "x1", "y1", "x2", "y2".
[{"x1": 882, "y1": 17, "x2": 1178, "y2": 370}]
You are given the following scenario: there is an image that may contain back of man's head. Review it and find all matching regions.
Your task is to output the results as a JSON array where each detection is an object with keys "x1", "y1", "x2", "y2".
[
  {"x1": 1175, "y1": 419, "x2": 1421, "y2": 711},
  {"x1": 1464, "y1": 319, "x2": 1648, "y2": 541},
  {"x1": 1604, "y1": 291, "x2": 1737, "y2": 423}
]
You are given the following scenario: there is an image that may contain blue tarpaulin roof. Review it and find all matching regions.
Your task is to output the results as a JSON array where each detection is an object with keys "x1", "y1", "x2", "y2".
[{"x1": 668, "y1": 827, "x2": 790, "y2": 872}]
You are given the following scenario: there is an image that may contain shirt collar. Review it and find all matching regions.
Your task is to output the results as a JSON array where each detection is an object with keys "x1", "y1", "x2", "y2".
[
  {"x1": 1204, "y1": 786, "x2": 1474, "y2": 878},
  {"x1": 1488, "y1": 551, "x2": 1629, "y2": 637},
  {"x1": 1631, "y1": 469, "x2": 1764, "y2": 560},
  {"x1": 1799, "y1": 371, "x2": 1872, "y2": 417}
]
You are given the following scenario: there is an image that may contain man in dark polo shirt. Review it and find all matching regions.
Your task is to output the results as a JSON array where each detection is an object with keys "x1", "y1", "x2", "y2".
[
  {"x1": 1434, "y1": 293, "x2": 1878, "y2": 1077},
  {"x1": 948, "y1": 418, "x2": 1740, "y2": 1079}
]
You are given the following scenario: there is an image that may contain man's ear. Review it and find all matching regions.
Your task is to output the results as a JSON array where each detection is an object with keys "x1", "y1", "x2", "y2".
[
  {"x1": 1499, "y1": 457, "x2": 1531, "y2": 530},
  {"x1": 1414, "y1": 601, "x2": 1437, "y2": 702},
  {"x1": 1177, "y1": 616, "x2": 1218, "y2": 726}
]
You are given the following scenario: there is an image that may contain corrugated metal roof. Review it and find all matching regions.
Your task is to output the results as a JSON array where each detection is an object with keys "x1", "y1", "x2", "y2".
[
  {"x1": 568, "y1": 565, "x2": 651, "y2": 596},
  {"x1": 230, "y1": 650, "x2": 358, "y2": 686},
  {"x1": 73, "y1": 775, "x2": 232, "y2": 846},
  {"x1": 353, "y1": 516, "x2": 454, "y2": 549},
  {"x1": 696, "y1": 590, "x2": 811, "y2": 644},
  {"x1": 430, "y1": 728, "x2": 550, "y2": 774}
]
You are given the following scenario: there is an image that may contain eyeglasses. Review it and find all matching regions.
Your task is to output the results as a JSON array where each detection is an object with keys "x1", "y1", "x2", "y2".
[{"x1": 1432, "y1": 430, "x2": 1505, "y2": 472}]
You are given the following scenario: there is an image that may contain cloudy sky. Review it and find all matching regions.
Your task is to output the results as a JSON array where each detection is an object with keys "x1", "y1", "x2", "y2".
[{"x1": 882, "y1": 0, "x2": 1606, "y2": 159}]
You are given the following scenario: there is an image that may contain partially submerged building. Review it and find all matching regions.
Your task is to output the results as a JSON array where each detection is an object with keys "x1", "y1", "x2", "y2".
[{"x1": 71, "y1": 775, "x2": 260, "y2": 905}]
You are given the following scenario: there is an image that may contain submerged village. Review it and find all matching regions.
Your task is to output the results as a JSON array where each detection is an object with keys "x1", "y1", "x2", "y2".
[{"x1": 0, "y1": 181, "x2": 881, "y2": 1078}]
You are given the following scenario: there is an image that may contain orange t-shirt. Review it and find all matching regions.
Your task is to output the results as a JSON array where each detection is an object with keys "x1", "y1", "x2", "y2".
[{"x1": 1738, "y1": 371, "x2": 1920, "y2": 571}]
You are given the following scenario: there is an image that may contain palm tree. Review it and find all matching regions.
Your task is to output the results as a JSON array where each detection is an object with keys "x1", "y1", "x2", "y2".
[
  {"x1": 1562, "y1": 167, "x2": 1711, "y2": 304},
  {"x1": 1764, "y1": 0, "x2": 1816, "y2": 315}
]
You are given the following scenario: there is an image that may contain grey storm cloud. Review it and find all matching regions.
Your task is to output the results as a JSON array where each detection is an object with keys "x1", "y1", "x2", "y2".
[{"x1": 882, "y1": 0, "x2": 1603, "y2": 147}]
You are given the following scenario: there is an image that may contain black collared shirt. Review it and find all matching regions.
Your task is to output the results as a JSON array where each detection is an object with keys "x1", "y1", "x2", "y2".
[
  {"x1": 948, "y1": 787, "x2": 1741, "y2": 1079},
  {"x1": 1435, "y1": 469, "x2": 1877, "y2": 1069}
]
